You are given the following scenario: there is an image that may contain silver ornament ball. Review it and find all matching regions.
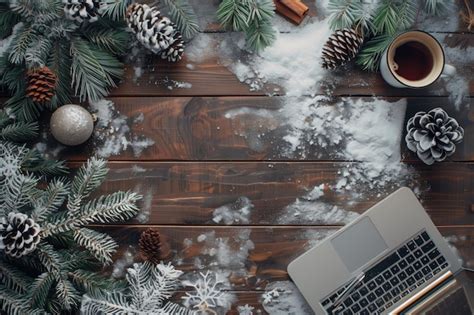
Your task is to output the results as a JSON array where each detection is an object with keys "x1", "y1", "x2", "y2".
[{"x1": 50, "y1": 104, "x2": 94, "y2": 146}]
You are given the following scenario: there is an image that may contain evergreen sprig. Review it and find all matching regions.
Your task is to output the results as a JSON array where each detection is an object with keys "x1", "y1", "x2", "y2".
[
  {"x1": 0, "y1": 144, "x2": 141, "y2": 314},
  {"x1": 161, "y1": 0, "x2": 200, "y2": 40},
  {"x1": 0, "y1": 0, "x2": 130, "y2": 122},
  {"x1": 217, "y1": 0, "x2": 276, "y2": 52}
]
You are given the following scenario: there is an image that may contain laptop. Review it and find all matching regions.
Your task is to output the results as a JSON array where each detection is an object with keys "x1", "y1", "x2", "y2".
[{"x1": 288, "y1": 187, "x2": 474, "y2": 315}]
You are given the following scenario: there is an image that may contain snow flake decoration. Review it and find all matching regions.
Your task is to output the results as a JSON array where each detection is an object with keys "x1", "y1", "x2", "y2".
[
  {"x1": 182, "y1": 271, "x2": 231, "y2": 313},
  {"x1": 237, "y1": 304, "x2": 255, "y2": 315},
  {"x1": 81, "y1": 262, "x2": 193, "y2": 314},
  {"x1": 0, "y1": 142, "x2": 27, "y2": 177}
]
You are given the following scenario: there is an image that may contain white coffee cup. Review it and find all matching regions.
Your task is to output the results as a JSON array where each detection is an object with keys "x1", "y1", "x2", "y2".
[{"x1": 380, "y1": 30, "x2": 455, "y2": 88}]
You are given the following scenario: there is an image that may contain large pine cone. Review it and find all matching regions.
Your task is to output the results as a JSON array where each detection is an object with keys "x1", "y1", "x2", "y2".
[
  {"x1": 0, "y1": 213, "x2": 41, "y2": 258},
  {"x1": 26, "y1": 67, "x2": 57, "y2": 103},
  {"x1": 405, "y1": 108, "x2": 464, "y2": 165},
  {"x1": 139, "y1": 228, "x2": 162, "y2": 264},
  {"x1": 321, "y1": 28, "x2": 364, "y2": 69},
  {"x1": 126, "y1": 3, "x2": 185, "y2": 62},
  {"x1": 63, "y1": 0, "x2": 100, "y2": 23}
]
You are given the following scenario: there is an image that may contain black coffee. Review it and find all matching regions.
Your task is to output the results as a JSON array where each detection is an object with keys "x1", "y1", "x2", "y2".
[{"x1": 394, "y1": 41, "x2": 434, "y2": 81}]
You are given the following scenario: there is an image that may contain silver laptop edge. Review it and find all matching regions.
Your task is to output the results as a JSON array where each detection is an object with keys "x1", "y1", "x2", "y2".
[{"x1": 288, "y1": 187, "x2": 463, "y2": 315}]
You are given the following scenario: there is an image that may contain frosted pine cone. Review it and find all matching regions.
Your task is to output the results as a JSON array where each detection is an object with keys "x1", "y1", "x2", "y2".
[
  {"x1": 26, "y1": 67, "x2": 57, "y2": 103},
  {"x1": 63, "y1": 0, "x2": 100, "y2": 23},
  {"x1": 405, "y1": 108, "x2": 464, "y2": 165},
  {"x1": 126, "y1": 3, "x2": 185, "y2": 62},
  {"x1": 0, "y1": 213, "x2": 41, "y2": 258},
  {"x1": 139, "y1": 228, "x2": 162, "y2": 264},
  {"x1": 321, "y1": 28, "x2": 364, "y2": 69}
]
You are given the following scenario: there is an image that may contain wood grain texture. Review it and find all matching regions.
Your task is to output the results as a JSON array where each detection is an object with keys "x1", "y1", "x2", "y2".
[
  {"x1": 47, "y1": 96, "x2": 472, "y2": 162},
  {"x1": 99, "y1": 225, "x2": 474, "y2": 292},
  {"x1": 83, "y1": 161, "x2": 474, "y2": 226}
]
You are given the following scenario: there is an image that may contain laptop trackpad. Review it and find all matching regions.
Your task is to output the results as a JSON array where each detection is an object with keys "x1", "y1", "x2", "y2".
[{"x1": 331, "y1": 217, "x2": 388, "y2": 272}]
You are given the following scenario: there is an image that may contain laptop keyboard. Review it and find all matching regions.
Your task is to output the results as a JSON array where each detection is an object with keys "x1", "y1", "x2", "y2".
[{"x1": 322, "y1": 231, "x2": 449, "y2": 315}]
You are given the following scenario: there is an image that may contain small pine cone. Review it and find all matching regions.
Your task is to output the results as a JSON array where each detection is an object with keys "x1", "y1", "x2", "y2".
[
  {"x1": 321, "y1": 28, "x2": 364, "y2": 70},
  {"x1": 26, "y1": 67, "x2": 57, "y2": 103},
  {"x1": 0, "y1": 213, "x2": 41, "y2": 258},
  {"x1": 405, "y1": 108, "x2": 464, "y2": 165},
  {"x1": 139, "y1": 228, "x2": 162, "y2": 264},
  {"x1": 126, "y1": 3, "x2": 185, "y2": 62},
  {"x1": 63, "y1": 0, "x2": 100, "y2": 23}
]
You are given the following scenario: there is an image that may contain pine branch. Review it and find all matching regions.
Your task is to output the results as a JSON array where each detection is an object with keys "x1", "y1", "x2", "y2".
[
  {"x1": 0, "y1": 5, "x2": 20, "y2": 39},
  {"x1": 1, "y1": 172, "x2": 38, "y2": 214},
  {"x1": 32, "y1": 178, "x2": 70, "y2": 222},
  {"x1": 217, "y1": 0, "x2": 251, "y2": 31},
  {"x1": 0, "y1": 260, "x2": 32, "y2": 294},
  {"x1": 5, "y1": 93, "x2": 41, "y2": 122},
  {"x1": 161, "y1": 0, "x2": 200, "y2": 40},
  {"x1": 8, "y1": 25, "x2": 36, "y2": 64},
  {"x1": 0, "y1": 111, "x2": 38, "y2": 142},
  {"x1": 37, "y1": 243, "x2": 66, "y2": 274},
  {"x1": 0, "y1": 55, "x2": 26, "y2": 95},
  {"x1": 73, "y1": 228, "x2": 118, "y2": 265},
  {"x1": 372, "y1": 0, "x2": 398, "y2": 35},
  {"x1": 395, "y1": 0, "x2": 416, "y2": 31},
  {"x1": 69, "y1": 269, "x2": 127, "y2": 295},
  {"x1": 55, "y1": 276, "x2": 80, "y2": 310},
  {"x1": 67, "y1": 157, "x2": 108, "y2": 214},
  {"x1": 48, "y1": 41, "x2": 73, "y2": 108},
  {"x1": 424, "y1": 0, "x2": 449, "y2": 15},
  {"x1": 70, "y1": 37, "x2": 123, "y2": 102},
  {"x1": 0, "y1": 285, "x2": 35, "y2": 315},
  {"x1": 328, "y1": 0, "x2": 363, "y2": 30},
  {"x1": 81, "y1": 291, "x2": 135, "y2": 314},
  {"x1": 356, "y1": 34, "x2": 392, "y2": 71},
  {"x1": 24, "y1": 35, "x2": 52, "y2": 68},
  {"x1": 29, "y1": 272, "x2": 56, "y2": 309},
  {"x1": 245, "y1": 20, "x2": 276, "y2": 52},
  {"x1": 100, "y1": 0, "x2": 133, "y2": 21},
  {"x1": 20, "y1": 148, "x2": 68, "y2": 177},
  {"x1": 82, "y1": 24, "x2": 130, "y2": 55}
]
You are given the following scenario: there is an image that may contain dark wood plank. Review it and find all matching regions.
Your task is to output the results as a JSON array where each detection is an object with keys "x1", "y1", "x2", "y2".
[
  {"x1": 100, "y1": 225, "x2": 474, "y2": 292},
  {"x1": 87, "y1": 162, "x2": 474, "y2": 226},
  {"x1": 112, "y1": 32, "x2": 473, "y2": 97},
  {"x1": 43, "y1": 96, "x2": 472, "y2": 162}
]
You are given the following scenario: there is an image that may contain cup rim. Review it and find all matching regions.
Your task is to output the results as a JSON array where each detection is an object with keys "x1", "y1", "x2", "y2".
[{"x1": 386, "y1": 30, "x2": 445, "y2": 88}]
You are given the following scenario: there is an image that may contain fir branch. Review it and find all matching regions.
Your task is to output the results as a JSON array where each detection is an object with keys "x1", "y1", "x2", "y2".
[
  {"x1": 82, "y1": 24, "x2": 130, "y2": 55},
  {"x1": 48, "y1": 41, "x2": 73, "y2": 108},
  {"x1": 217, "y1": 0, "x2": 251, "y2": 31},
  {"x1": 161, "y1": 0, "x2": 200, "y2": 40},
  {"x1": 67, "y1": 157, "x2": 108, "y2": 214},
  {"x1": 372, "y1": 0, "x2": 398, "y2": 35},
  {"x1": 20, "y1": 148, "x2": 68, "y2": 177},
  {"x1": 55, "y1": 276, "x2": 80, "y2": 310},
  {"x1": 0, "y1": 5, "x2": 20, "y2": 39},
  {"x1": 100, "y1": 0, "x2": 132, "y2": 21},
  {"x1": 73, "y1": 228, "x2": 118, "y2": 265},
  {"x1": 0, "y1": 260, "x2": 32, "y2": 293},
  {"x1": 1, "y1": 173, "x2": 38, "y2": 214},
  {"x1": 24, "y1": 35, "x2": 52, "y2": 68},
  {"x1": 69, "y1": 269, "x2": 127, "y2": 295},
  {"x1": 70, "y1": 37, "x2": 123, "y2": 102},
  {"x1": 8, "y1": 24, "x2": 36, "y2": 64},
  {"x1": 0, "y1": 55, "x2": 26, "y2": 95},
  {"x1": 396, "y1": 0, "x2": 416, "y2": 31},
  {"x1": 0, "y1": 285, "x2": 35, "y2": 315},
  {"x1": 356, "y1": 34, "x2": 393, "y2": 71},
  {"x1": 245, "y1": 20, "x2": 275, "y2": 52},
  {"x1": 5, "y1": 93, "x2": 41, "y2": 122},
  {"x1": 0, "y1": 111, "x2": 38, "y2": 142},
  {"x1": 424, "y1": 0, "x2": 449, "y2": 16},
  {"x1": 29, "y1": 272, "x2": 56, "y2": 309},
  {"x1": 32, "y1": 178, "x2": 70, "y2": 222},
  {"x1": 37, "y1": 243, "x2": 66, "y2": 274},
  {"x1": 328, "y1": 0, "x2": 364, "y2": 30}
]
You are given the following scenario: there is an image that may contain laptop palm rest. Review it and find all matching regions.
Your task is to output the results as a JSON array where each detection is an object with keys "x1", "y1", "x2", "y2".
[{"x1": 331, "y1": 217, "x2": 388, "y2": 272}]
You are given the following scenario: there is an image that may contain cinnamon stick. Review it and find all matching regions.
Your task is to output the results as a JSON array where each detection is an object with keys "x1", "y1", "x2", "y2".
[{"x1": 274, "y1": 0, "x2": 309, "y2": 25}]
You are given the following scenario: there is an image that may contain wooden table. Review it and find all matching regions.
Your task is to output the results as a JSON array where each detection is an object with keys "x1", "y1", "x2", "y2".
[{"x1": 38, "y1": 1, "x2": 474, "y2": 314}]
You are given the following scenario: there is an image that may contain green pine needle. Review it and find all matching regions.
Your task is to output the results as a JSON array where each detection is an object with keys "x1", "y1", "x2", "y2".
[
  {"x1": 162, "y1": 0, "x2": 200, "y2": 40},
  {"x1": 30, "y1": 272, "x2": 56, "y2": 309},
  {"x1": 372, "y1": 0, "x2": 398, "y2": 35},
  {"x1": 245, "y1": 20, "x2": 276, "y2": 52},
  {"x1": 356, "y1": 34, "x2": 393, "y2": 71},
  {"x1": 100, "y1": 0, "x2": 132, "y2": 21},
  {"x1": 424, "y1": 0, "x2": 449, "y2": 15},
  {"x1": 70, "y1": 37, "x2": 123, "y2": 102},
  {"x1": 217, "y1": 0, "x2": 251, "y2": 31},
  {"x1": 82, "y1": 24, "x2": 130, "y2": 55},
  {"x1": 73, "y1": 228, "x2": 118, "y2": 265}
]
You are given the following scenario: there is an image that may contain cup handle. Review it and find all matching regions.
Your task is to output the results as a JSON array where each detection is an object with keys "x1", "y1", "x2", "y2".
[{"x1": 440, "y1": 64, "x2": 456, "y2": 78}]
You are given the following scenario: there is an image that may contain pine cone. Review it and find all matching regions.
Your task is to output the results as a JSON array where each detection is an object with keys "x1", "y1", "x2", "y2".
[
  {"x1": 321, "y1": 28, "x2": 364, "y2": 69},
  {"x1": 139, "y1": 228, "x2": 162, "y2": 264},
  {"x1": 405, "y1": 108, "x2": 464, "y2": 165},
  {"x1": 126, "y1": 3, "x2": 185, "y2": 62},
  {"x1": 0, "y1": 213, "x2": 41, "y2": 258},
  {"x1": 26, "y1": 67, "x2": 57, "y2": 103},
  {"x1": 63, "y1": 0, "x2": 100, "y2": 23}
]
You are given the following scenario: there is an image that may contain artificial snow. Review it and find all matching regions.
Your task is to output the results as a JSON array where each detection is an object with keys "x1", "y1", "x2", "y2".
[
  {"x1": 112, "y1": 247, "x2": 136, "y2": 278},
  {"x1": 89, "y1": 99, "x2": 155, "y2": 158},
  {"x1": 262, "y1": 281, "x2": 313, "y2": 315},
  {"x1": 212, "y1": 196, "x2": 254, "y2": 225}
]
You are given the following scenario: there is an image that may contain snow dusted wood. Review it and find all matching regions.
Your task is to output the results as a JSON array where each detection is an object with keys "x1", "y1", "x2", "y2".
[{"x1": 85, "y1": 161, "x2": 474, "y2": 226}]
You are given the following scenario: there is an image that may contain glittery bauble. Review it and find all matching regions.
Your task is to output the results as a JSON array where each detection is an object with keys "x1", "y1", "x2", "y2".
[{"x1": 50, "y1": 105, "x2": 94, "y2": 146}]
